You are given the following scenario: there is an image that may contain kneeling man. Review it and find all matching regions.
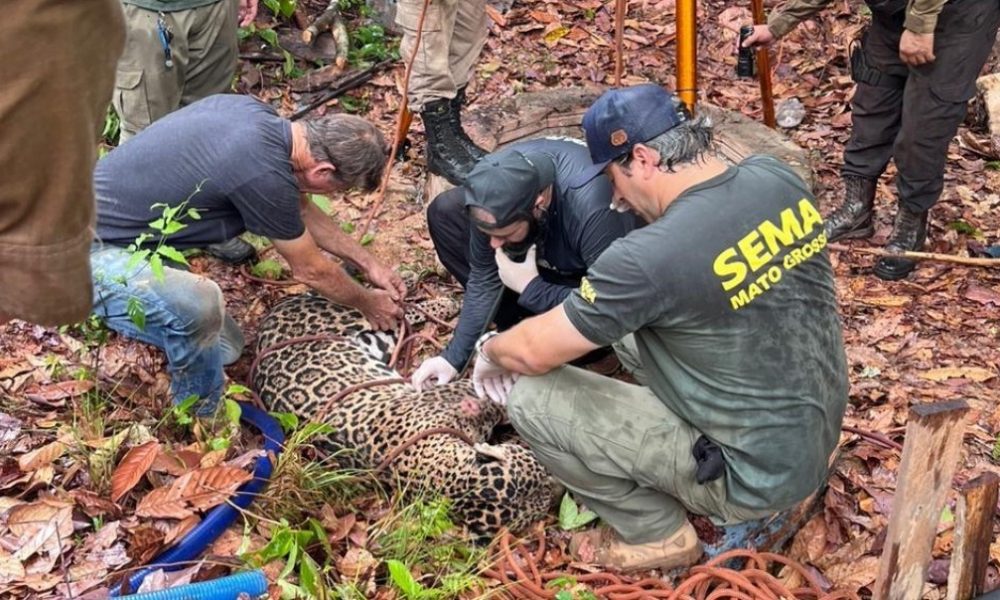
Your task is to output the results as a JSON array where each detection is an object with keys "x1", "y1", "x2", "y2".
[{"x1": 471, "y1": 85, "x2": 848, "y2": 571}]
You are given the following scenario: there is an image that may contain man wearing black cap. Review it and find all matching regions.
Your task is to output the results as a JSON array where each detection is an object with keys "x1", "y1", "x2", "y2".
[
  {"x1": 411, "y1": 139, "x2": 637, "y2": 390},
  {"x1": 469, "y1": 84, "x2": 848, "y2": 571}
]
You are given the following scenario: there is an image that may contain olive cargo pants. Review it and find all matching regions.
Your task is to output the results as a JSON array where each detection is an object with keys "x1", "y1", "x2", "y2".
[
  {"x1": 114, "y1": 0, "x2": 238, "y2": 143},
  {"x1": 506, "y1": 362, "x2": 773, "y2": 545}
]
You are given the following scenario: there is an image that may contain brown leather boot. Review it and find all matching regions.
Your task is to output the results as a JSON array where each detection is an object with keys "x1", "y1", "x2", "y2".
[
  {"x1": 823, "y1": 176, "x2": 877, "y2": 242},
  {"x1": 873, "y1": 205, "x2": 928, "y2": 280},
  {"x1": 569, "y1": 520, "x2": 702, "y2": 572}
]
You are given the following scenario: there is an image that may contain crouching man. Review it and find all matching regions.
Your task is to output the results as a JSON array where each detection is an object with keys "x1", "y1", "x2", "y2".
[
  {"x1": 91, "y1": 94, "x2": 405, "y2": 416},
  {"x1": 471, "y1": 84, "x2": 849, "y2": 571}
]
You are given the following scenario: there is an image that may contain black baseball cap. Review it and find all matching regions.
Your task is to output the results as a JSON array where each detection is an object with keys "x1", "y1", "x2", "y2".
[
  {"x1": 464, "y1": 148, "x2": 556, "y2": 229},
  {"x1": 570, "y1": 84, "x2": 687, "y2": 187}
]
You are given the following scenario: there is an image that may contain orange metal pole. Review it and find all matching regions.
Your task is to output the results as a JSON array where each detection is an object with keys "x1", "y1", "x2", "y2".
[
  {"x1": 614, "y1": 0, "x2": 626, "y2": 86},
  {"x1": 675, "y1": 0, "x2": 697, "y2": 114},
  {"x1": 750, "y1": 0, "x2": 776, "y2": 128}
]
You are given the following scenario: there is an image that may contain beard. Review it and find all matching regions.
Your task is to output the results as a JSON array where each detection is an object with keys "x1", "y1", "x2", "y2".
[{"x1": 501, "y1": 213, "x2": 547, "y2": 263}]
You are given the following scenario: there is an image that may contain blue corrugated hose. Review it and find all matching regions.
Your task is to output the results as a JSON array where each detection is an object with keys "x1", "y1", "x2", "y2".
[
  {"x1": 112, "y1": 402, "x2": 284, "y2": 597},
  {"x1": 118, "y1": 570, "x2": 267, "y2": 600}
]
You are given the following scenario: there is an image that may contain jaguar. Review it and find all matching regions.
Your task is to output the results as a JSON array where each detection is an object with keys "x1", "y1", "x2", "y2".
[{"x1": 252, "y1": 292, "x2": 556, "y2": 538}]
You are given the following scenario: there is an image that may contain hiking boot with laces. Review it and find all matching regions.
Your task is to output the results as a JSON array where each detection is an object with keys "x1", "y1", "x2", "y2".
[
  {"x1": 823, "y1": 176, "x2": 877, "y2": 242},
  {"x1": 568, "y1": 520, "x2": 702, "y2": 572},
  {"x1": 421, "y1": 98, "x2": 479, "y2": 185},
  {"x1": 873, "y1": 205, "x2": 928, "y2": 281}
]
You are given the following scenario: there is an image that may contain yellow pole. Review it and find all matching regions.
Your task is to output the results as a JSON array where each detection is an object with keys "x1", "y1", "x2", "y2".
[{"x1": 676, "y1": 0, "x2": 697, "y2": 114}]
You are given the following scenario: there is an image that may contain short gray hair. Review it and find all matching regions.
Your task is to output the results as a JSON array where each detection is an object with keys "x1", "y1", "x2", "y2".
[
  {"x1": 620, "y1": 113, "x2": 714, "y2": 172},
  {"x1": 304, "y1": 114, "x2": 388, "y2": 191}
]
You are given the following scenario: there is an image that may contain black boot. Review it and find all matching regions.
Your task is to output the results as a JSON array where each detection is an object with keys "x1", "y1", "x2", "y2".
[
  {"x1": 873, "y1": 205, "x2": 928, "y2": 281},
  {"x1": 205, "y1": 237, "x2": 257, "y2": 265},
  {"x1": 450, "y1": 87, "x2": 487, "y2": 162},
  {"x1": 823, "y1": 176, "x2": 877, "y2": 242},
  {"x1": 421, "y1": 98, "x2": 479, "y2": 186}
]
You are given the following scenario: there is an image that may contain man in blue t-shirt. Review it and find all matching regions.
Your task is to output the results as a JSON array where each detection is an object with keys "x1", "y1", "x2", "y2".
[
  {"x1": 470, "y1": 85, "x2": 848, "y2": 572},
  {"x1": 92, "y1": 94, "x2": 406, "y2": 415}
]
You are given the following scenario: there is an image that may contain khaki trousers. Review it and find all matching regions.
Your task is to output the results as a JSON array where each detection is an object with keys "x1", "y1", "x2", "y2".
[
  {"x1": 0, "y1": 0, "x2": 124, "y2": 325},
  {"x1": 396, "y1": 0, "x2": 488, "y2": 111},
  {"x1": 506, "y1": 364, "x2": 773, "y2": 545},
  {"x1": 114, "y1": 0, "x2": 238, "y2": 142}
]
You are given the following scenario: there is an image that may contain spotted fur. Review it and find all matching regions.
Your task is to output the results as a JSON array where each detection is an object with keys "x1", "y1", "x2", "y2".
[{"x1": 253, "y1": 293, "x2": 554, "y2": 537}]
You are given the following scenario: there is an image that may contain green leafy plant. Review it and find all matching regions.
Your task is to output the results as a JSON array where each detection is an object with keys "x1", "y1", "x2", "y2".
[
  {"x1": 250, "y1": 259, "x2": 287, "y2": 281},
  {"x1": 558, "y1": 493, "x2": 597, "y2": 531},
  {"x1": 262, "y1": 0, "x2": 297, "y2": 19},
  {"x1": 349, "y1": 23, "x2": 398, "y2": 65},
  {"x1": 987, "y1": 161, "x2": 1000, "y2": 171},
  {"x1": 102, "y1": 105, "x2": 121, "y2": 146},
  {"x1": 360, "y1": 232, "x2": 375, "y2": 246}
]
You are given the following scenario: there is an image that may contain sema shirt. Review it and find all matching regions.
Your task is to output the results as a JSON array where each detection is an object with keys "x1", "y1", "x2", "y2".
[{"x1": 564, "y1": 155, "x2": 848, "y2": 511}]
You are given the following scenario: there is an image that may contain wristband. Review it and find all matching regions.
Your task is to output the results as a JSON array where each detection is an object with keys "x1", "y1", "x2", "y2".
[{"x1": 475, "y1": 331, "x2": 499, "y2": 365}]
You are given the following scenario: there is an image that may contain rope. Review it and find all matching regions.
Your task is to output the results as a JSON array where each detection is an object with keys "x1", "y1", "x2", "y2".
[
  {"x1": 360, "y1": 0, "x2": 431, "y2": 237},
  {"x1": 248, "y1": 333, "x2": 350, "y2": 385},
  {"x1": 373, "y1": 425, "x2": 477, "y2": 472},
  {"x1": 483, "y1": 531, "x2": 861, "y2": 600}
]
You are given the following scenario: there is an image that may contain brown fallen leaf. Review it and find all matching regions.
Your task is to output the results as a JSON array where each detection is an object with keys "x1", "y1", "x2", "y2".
[
  {"x1": 337, "y1": 547, "x2": 376, "y2": 579},
  {"x1": 111, "y1": 441, "x2": 161, "y2": 503},
  {"x1": 24, "y1": 380, "x2": 94, "y2": 405},
  {"x1": 964, "y1": 284, "x2": 1000, "y2": 306},
  {"x1": 136, "y1": 466, "x2": 252, "y2": 519},
  {"x1": 162, "y1": 515, "x2": 201, "y2": 546},
  {"x1": 0, "y1": 550, "x2": 25, "y2": 585},
  {"x1": 919, "y1": 366, "x2": 997, "y2": 383},
  {"x1": 17, "y1": 440, "x2": 66, "y2": 472}
]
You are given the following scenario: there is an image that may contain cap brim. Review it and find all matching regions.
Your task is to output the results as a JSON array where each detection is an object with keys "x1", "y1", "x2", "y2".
[{"x1": 567, "y1": 159, "x2": 612, "y2": 189}]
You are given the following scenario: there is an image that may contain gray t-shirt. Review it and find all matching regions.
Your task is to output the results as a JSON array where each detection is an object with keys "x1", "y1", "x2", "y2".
[
  {"x1": 564, "y1": 155, "x2": 848, "y2": 511},
  {"x1": 95, "y1": 95, "x2": 304, "y2": 249}
]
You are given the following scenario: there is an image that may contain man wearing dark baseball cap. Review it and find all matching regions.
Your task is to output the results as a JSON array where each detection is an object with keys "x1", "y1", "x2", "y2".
[
  {"x1": 411, "y1": 138, "x2": 636, "y2": 390},
  {"x1": 468, "y1": 84, "x2": 848, "y2": 572}
]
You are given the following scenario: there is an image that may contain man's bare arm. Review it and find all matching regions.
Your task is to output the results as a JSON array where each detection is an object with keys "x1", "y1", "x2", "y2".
[
  {"x1": 271, "y1": 230, "x2": 401, "y2": 330},
  {"x1": 299, "y1": 196, "x2": 406, "y2": 299},
  {"x1": 484, "y1": 305, "x2": 600, "y2": 375}
]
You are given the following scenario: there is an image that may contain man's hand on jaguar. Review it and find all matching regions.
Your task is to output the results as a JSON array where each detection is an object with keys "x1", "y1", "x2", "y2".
[
  {"x1": 359, "y1": 289, "x2": 402, "y2": 331},
  {"x1": 411, "y1": 356, "x2": 458, "y2": 391},
  {"x1": 472, "y1": 335, "x2": 518, "y2": 404},
  {"x1": 366, "y1": 262, "x2": 407, "y2": 301}
]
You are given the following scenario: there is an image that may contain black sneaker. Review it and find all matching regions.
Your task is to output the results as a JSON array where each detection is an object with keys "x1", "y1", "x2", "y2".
[{"x1": 205, "y1": 238, "x2": 257, "y2": 265}]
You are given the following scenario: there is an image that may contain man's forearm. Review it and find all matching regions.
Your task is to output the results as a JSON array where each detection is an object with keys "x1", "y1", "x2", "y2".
[
  {"x1": 301, "y1": 198, "x2": 376, "y2": 271},
  {"x1": 904, "y1": 0, "x2": 946, "y2": 34},
  {"x1": 766, "y1": 0, "x2": 834, "y2": 38},
  {"x1": 297, "y1": 260, "x2": 371, "y2": 309}
]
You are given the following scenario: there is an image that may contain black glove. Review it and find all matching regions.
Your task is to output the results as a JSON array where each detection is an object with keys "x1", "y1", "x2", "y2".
[{"x1": 692, "y1": 435, "x2": 726, "y2": 485}]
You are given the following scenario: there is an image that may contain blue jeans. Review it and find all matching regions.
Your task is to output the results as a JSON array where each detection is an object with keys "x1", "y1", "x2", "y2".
[{"x1": 90, "y1": 244, "x2": 244, "y2": 415}]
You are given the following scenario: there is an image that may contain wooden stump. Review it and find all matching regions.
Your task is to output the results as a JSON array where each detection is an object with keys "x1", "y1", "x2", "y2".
[
  {"x1": 425, "y1": 87, "x2": 815, "y2": 202},
  {"x1": 873, "y1": 401, "x2": 970, "y2": 600}
]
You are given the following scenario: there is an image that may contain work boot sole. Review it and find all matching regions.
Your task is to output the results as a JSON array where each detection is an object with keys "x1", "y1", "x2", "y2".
[{"x1": 873, "y1": 257, "x2": 916, "y2": 281}]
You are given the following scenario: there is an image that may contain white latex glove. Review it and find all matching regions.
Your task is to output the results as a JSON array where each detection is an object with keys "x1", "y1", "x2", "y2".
[
  {"x1": 495, "y1": 245, "x2": 539, "y2": 294},
  {"x1": 411, "y1": 356, "x2": 458, "y2": 392},
  {"x1": 472, "y1": 333, "x2": 519, "y2": 404}
]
